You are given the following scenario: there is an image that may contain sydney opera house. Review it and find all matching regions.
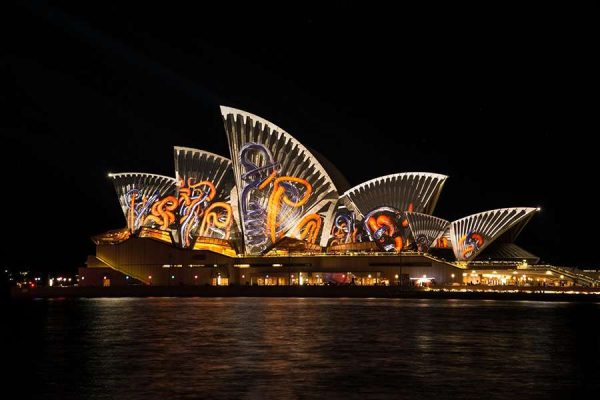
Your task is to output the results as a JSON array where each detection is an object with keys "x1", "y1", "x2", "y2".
[{"x1": 80, "y1": 106, "x2": 549, "y2": 287}]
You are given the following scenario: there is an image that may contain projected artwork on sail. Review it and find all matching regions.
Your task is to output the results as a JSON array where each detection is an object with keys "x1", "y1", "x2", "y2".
[{"x1": 221, "y1": 107, "x2": 338, "y2": 254}]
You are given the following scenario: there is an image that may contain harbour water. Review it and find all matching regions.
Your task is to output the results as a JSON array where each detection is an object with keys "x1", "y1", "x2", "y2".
[{"x1": 3, "y1": 298, "x2": 599, "y2": 399}]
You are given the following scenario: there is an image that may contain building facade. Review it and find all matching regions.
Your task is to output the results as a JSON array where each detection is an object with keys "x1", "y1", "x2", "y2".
[{"x1": 81, "y1": 106, "x2": 553, "y2": 287}]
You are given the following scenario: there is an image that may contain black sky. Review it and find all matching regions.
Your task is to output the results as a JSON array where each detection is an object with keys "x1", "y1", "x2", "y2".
[{"x1": 2, "y1": 2, "x2": 597, "y2": 271}]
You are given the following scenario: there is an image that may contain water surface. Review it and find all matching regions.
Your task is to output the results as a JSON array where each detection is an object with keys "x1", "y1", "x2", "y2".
[{"x1": 4, "y1": 298, "x2": 599, "y2": 399}]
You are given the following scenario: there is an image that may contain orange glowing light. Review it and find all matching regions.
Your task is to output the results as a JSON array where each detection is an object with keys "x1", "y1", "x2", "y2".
[
  {"x1": 144, "y1": 195, "x2": 178, "y2": 230},
  {"x1": 198, "y1": 202, "x2": 233, "y2": 239},
  {"x1": 266, "y1": 177, "x2": 312, "y2": 243},
  {"x1": 290, "y1": 213, "x2": 322, "y2": 244}
]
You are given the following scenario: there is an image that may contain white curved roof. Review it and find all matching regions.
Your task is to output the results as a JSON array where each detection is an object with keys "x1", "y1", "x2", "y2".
[
  {"x1": 450, "y1": 207, "x2": 538, "y2": 262},
  {"x1": 341, "y1": 172, "x2": 448, "y2": 217},
  {"x1": 109, "y1": 172, "x2": 177, "y2": 231},
  {"x1": 173, "y1": 146, "x2": 234, "y2": 200},
  {"x1": 220, "y1": 106, "x2": 339, "y2": 254},
  {"x1": 405, "y1": 212, "x2": 449, "y2": 250}
]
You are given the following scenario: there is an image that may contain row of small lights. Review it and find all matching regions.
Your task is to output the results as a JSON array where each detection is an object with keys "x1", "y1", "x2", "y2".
[
  {"x1": 86, "y1": 269, "x2": 567, "y2": 284},
  {"x1": 461, "y1": 270, "x2": 565, "y2": 279}
]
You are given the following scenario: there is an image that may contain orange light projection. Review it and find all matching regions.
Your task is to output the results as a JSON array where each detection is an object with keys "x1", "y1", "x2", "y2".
[
  {"x1": 266, "y1": 177, "x2": 312, "y2": 243},
  {"x1": 144, "y1": 196, "x2": 178, "y2": 230},
  {"x1": 198, "y1": 202, "x2": 233, "y2": 239},
  {"x1": 290, "y1": 213, "x2": 322, "y2": 244}
]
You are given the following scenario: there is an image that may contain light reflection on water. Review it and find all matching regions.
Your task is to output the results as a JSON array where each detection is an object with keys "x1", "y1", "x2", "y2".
[{"x1": 4, "y1": 298, "x2": 600, "y2": 399}]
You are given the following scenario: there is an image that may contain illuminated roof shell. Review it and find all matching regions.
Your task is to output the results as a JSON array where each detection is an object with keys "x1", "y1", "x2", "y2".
[
  {"x1": 221, "y1": 106, "x2": 338, "y2": 254},
  {"x1": 450, "y1": 207, "x2": 538, "y2": 262},
  {"x1": 109, "y1": 172, "x2": 177, "y2": 231},
  {"x1": 341, "y1": 172, "x2": 448, "y2": 217},
  {"x1": 405, "y1": 212, "x2": 450, "y2": 250},
  {"x1": 173, "y1": 147, "x2": 234, "y2": 201}
]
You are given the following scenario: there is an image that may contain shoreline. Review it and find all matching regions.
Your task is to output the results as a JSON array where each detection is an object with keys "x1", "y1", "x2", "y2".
[{"x1": 9, "y1": 285, "x2": 600, "y2": 302}]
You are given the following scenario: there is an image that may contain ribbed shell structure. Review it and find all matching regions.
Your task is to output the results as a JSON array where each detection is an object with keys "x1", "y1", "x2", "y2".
[
  {"x1": 173, "y1": 147, "x2": 234, "y2": 201},
  {"x1": 109, "y1": 173, "x2": 177, "y2": 232},
  {"x1": 450, "y1": 207, "x2": 538, "y2": 261},
  {"x1": 341, "y1": 172, "x2": 447, "y2": 218},
  {"x1": 405, "y1": 212, "x2": 450, "y2": 251},
  {"x1": 172, "y1": 147, "x2": 237, "y2": 247},
  {"x1": 221, "y1": 106, "x2": 338, "y2": 254}
]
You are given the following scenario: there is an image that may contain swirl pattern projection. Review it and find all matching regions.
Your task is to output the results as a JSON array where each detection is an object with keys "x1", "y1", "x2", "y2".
[
  {"x1": 328, "y1": 207, "x2": 360, "y2": 247},
  {"x1": 338, "y1": 173, "x2": 447, "y2": 252},
  {"x1": 363, "y1": 206, "x2": 411, "y2": 252},
  {"x1": 105, "y1": 107, "x2": 541, "y2": 262},
  {"x1": 174, "y1": 147, "x2": 235, "y2": 248},
  {"x1": 221, "y1": 107, "x2": 338, "y2": 255},
  {"x1": 109, "y1": 173, "x2": 178, "y2": 232},
  {"x1": 449, "y1": 208, "x2": 539, "y2": 261}
]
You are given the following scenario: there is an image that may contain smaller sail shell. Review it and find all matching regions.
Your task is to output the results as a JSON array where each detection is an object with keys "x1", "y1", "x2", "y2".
[
  {"x1": 109, "y1": 172, "x2": 177, "y2": 232},
  {"x1": 405, "y1": 212, "x2": 449, "y2": 252},
  {"x1": 341, "y1": 172, "x2": 448, "y2": 218},
  {"x1": 450, "y1": 207, "x2": 538, "y2": 261}
]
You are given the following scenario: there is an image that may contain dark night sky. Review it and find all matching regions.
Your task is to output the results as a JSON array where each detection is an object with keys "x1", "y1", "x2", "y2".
[{"x1": 2, "y1": 2, "x2": 597, "y2": 271}]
